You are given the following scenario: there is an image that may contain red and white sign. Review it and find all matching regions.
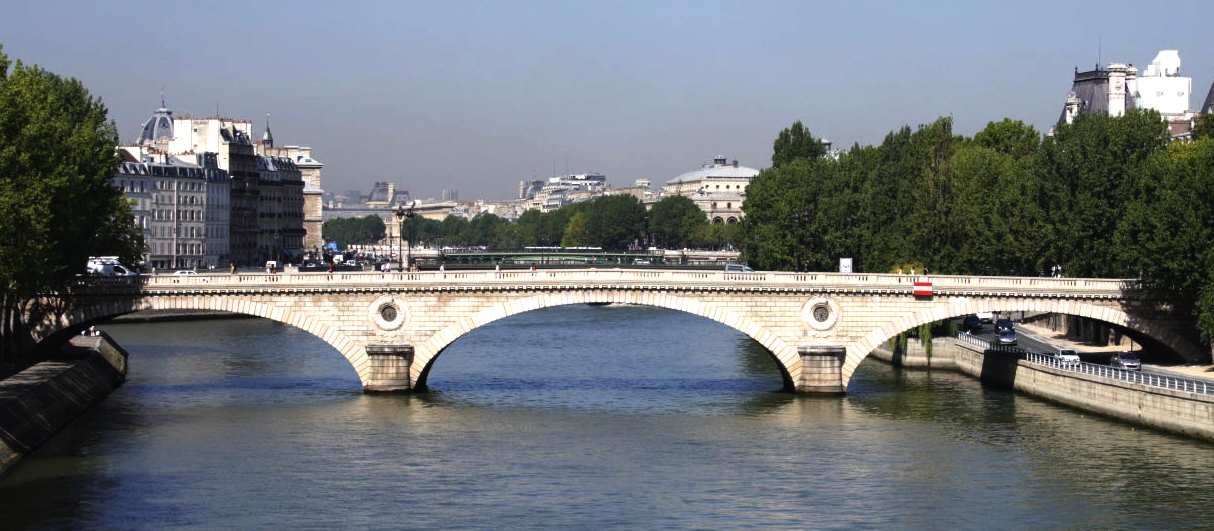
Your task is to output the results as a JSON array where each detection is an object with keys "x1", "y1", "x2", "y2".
[{"x1": 913, "y1": 281, "x2": 933, "y2": 298}]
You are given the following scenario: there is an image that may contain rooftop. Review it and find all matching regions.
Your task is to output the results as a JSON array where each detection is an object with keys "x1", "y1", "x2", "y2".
[{"x1": 667, "y1": 156, "x2": 760, "y2": 184}]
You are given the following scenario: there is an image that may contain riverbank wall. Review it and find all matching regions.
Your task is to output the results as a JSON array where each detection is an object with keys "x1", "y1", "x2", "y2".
[
  {"x1": 872, "y1": 336, "x2": 1214, "y2": 441},
  {"x1": 0, "y1": 333, "x2": 128, "y2": 476}
]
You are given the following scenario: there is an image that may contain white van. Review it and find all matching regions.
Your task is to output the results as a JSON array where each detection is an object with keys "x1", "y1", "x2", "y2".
[{"x1": 87, "y1": 258, "x2": 138, "y2": 277}]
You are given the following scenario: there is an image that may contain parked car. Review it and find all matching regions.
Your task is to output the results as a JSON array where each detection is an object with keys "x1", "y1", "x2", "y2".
[
  {"x1": 976, "y1": 311, "x2": 995, "y2": 323},
  {"x1": 172, "y1": 270, "x2": 197, "y2": 276},
  {"x1": 1053, "y1": 348, "x2": 1081, "y2": 366},
  {"x1": 724, "y1": 263, "x2": 754, "y2": 273},
  {"x1": 962, "y1": 315, "x2": 982, "y2": 332},
  {"x1": 1109, "y1": 353, "x2": 1142, "y2": 371},
  {"x1": 996, "y1": 328, "x2": 1018, "y2": 346}
]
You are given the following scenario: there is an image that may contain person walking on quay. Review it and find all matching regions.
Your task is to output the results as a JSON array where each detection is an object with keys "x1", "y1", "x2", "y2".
[{"x1": 229, "y1": 261, "x2": 236, "y2": 275}]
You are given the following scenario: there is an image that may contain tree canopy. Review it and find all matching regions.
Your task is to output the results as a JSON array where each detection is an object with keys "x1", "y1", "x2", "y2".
[
  {"x1": 0, "y1": 46, "x2": 143, "y2": 362},
  {"x1": 322, "y1": 215, "x2": 385, "y2": 248},
  {"x1": 741, "y1": 109, "x2": 1214, "y2": 344},
  {"x1": 771, "y1": 120, "x2": 827, "y2": 168},
  {"x1": 648, "y1": 195, "x2": 707, "y2": 249}
]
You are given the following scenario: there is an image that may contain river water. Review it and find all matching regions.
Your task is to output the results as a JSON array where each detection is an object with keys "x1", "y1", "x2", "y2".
[{"x1": 2, "y1": 305, "x2": 1213, "y2": 529}]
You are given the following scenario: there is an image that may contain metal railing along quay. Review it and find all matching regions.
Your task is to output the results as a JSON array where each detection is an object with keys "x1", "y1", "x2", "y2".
[{"x1": 955, "y1": 333, "x2": 1213, "y2": 396}]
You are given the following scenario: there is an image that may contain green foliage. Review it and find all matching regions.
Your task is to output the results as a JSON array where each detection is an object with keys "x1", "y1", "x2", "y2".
[
  {"x1": 561, "y1": 211, "x2": 590, "y2": 247},
  {"x1": 771, "y1": 120, "x2": 826, "y2": 168},
  {"x1": 0, "y1": 48, "x2": 142, "y2": 290},
  {"x1": 743, "y1": 109, "x2": 1214, "y2": 345},
  {"x1": 648, "y1": 195, "x2": 706, "y2": 249},
  {"x1": 322, "y1": 215, "x2": 385, "y2": 248},
  {"x1": 973, "y1": 118, "x2": 1040, "y2": 159},
  {"x1": 0, "y1": 46, "x2": 143, "y2": 361},
  {"x1": 1037, "y1": 110, "x2": 1169, "y2": 278},
  {"x1": 1193, "y1": 114, "x2": 1214, "y2": 141},
  {"x1": 580, "y1": 195, "x2": 647, "y2": 250}
]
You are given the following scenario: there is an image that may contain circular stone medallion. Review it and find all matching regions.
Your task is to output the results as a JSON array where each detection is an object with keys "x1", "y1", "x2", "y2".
[
  {"x1": 369, "y1": 295, "x2": 407, "y2": 331},
  {"x1": 801, "y1": 297, "x2": 840, "y2": 332}
]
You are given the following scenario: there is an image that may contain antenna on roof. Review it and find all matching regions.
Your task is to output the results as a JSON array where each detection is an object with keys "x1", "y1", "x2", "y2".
[
  {"x1": 160, "y1": 86, "x2": 166, "y2": 109},
  {"x1": 1098, "y1": 35, "x2": 1102, "y2": 68}
]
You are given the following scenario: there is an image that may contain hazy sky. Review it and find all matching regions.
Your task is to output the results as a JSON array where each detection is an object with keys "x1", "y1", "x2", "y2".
[{"x1": 3, "y1": 1, "x2": 1212, "y2": 199}]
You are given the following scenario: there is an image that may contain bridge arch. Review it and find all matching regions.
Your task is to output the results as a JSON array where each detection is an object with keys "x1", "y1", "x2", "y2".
[
  {"x1": 32, "y1": 295, "x2": 370, "y2": 384},
  {"x1": 411, "y1": 290, "x2": 801, "y2": 390},
  {"x1": 841, "y1": 297, "x2": 1201, "y2": 388}
]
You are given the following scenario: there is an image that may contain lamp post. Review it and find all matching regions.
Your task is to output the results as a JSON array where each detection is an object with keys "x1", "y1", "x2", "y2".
[{"x1": 395, "y1": 201, "x2": 417, "y2": 271}]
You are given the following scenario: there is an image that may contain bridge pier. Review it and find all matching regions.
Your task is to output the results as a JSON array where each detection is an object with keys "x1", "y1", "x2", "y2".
[
  {"x1": 363, "y1": 344, "x2": 415, "y2": 393},
  {"x1": 797, "y1": 345, "x2": 846, "y2": 394}
]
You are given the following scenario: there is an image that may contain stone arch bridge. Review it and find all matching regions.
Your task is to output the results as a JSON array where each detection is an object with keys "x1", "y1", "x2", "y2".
[{"x1": 27, "y1": 269, "x2": 1203, "y2": 394}]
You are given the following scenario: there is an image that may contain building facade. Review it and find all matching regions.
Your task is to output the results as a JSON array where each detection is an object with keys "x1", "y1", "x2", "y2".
[
  {"x1": 168, "y1": 115, "x2": 261, "y2": 264},
  {"x1": 1059, "y1": 49, "x2": 1198, "y2": 138},
  {"x1": 114, "y1": 105, "x2": 231, "y2": 270},
  {"x1": 662, "y1": 156, "x2": 759, "y2": 224},
  {"x1": 113, "y1": 147, "x2": 228, "y2": 270},
  {"x1": 262, "y1": 145, "x2": 325, "y2": 252}
]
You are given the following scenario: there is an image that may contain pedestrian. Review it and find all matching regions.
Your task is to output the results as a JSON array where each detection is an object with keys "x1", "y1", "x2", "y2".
[
  {"x1": 229, "y1": 261, "x2": 236, "y2": 275},
  {"x1": 327, "y1": 260, "x2": 335, "y2": 273}
]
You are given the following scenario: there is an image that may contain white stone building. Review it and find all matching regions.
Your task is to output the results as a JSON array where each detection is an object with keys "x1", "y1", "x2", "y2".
[
  {"x1": 662, "y1": 156, "x2": 759, "y2": 224},
  {"x1": 1059, "y1": 49, "x2": 1198, "y2": 138}
]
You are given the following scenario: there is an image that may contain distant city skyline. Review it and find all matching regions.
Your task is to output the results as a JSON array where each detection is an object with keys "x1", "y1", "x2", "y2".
[{"x1": 3, "y1": 0, "x2": 1212, "y2": 199}]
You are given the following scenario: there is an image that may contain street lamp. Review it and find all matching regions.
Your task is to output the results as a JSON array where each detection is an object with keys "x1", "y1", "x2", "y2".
[{"x1": 395, "y1": 201, "x2": 417, "y2": 271}]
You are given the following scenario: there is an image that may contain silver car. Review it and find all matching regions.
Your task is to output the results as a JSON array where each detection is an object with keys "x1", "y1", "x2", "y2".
[{"x1": 1109, "y1": 353, "x2": 1142, "y2": 371}]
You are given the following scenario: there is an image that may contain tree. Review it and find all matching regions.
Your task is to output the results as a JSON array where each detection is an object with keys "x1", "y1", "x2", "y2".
[
  {"x1": 648, "y1": 196, "x2": 707, "y2": 249},
  {"x1": 0, "y1": 46, "x2": 143, "y2": 362},
  {"x1": 1037, "y1": 110, "x2": 1169, "y2": 277},
  {"x1": 1193, "y1": 114, "x2": 1214, "y2": 141},
  {"x1": 771, "y1": 120, "x2": 826, "y2": 168},
  {"x1": 322, "y1": 215, "x2": 385, "y2": 248},
  {"x1": 1115, "y1": 138, "x2": 1214, "y2": 340},
  {"x1": 561, "y1": 211, "x2": 590, "y2": 247},
  {"x1": 583, "y1": 195, "x2": 647, "y2": 250},
  {"x1": 973, "y1": 118, "x2": 1040, "y2": 159}
]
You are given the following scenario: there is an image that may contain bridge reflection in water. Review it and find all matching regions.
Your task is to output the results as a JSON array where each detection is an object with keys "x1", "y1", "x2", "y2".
[{"x1": 6, "y1": 311, "x2": 1214, "y2": 528}]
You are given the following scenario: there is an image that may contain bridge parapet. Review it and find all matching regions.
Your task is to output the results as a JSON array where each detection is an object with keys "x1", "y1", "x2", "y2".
[{"x1": 69, "y1": 269, "x2": 1137, "y2": 300}]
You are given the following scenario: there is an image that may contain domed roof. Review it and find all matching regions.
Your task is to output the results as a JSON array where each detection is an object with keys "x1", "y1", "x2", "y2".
[
  {"x1": 136, "y1": 103, "x2": 174, "y2": 146},
  {"x1": 667, "y1": 156, "x2": 760, "y2": 185}
]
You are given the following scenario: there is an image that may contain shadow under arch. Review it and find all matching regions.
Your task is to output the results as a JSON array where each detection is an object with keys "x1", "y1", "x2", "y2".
[
  {"x1": 842, "y1": 298, "x2": 1202, "y2": 388},
  {"x1": 411, "y1": 292, "x2": 800, "y2": 391},
  {"x1": 29, "y1": 295, "x2": 369, "y2": 385}
]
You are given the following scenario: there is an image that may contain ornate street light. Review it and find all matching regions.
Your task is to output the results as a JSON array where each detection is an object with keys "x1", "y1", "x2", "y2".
[{"x1": 395, "y1": 201, "x2": 417, "y2": 271}]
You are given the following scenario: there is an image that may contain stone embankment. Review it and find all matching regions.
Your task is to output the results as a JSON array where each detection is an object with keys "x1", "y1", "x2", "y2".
[
  {"x1": 872, "y1": 335, "x2": 1214, "y2": 441},
  {"x1": 0, "y1": 332, "x2": 128, "y2": 476}
]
